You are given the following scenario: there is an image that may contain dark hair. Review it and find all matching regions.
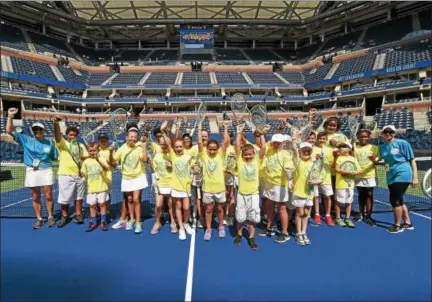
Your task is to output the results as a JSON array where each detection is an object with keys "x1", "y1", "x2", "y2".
[
  {"x1": 207, "y1": 139, "x2": 219, "y2": 149},
  {"x1": 153, "y1": 127, "x2": 162, "y2": 136},
  {"x1": 66, "y1": 126, "x2": 79, "y2": 135},
  {"x1": 323, "y1": 117, "x2": 341, "y2": 130},
  {"x1": 357, "y1": 129, "x2": 371, "y2": 137},
  {"x1": 307, "y1": 131, "x2": 317, "y2": 138},
  {"x1": 126, "y1": 122, "x2": 138, "y2": 132},
  {"x1": 182, "y1": 133, "x2": 192, "y2": 140},
  {"x1": 317, "y1": 131, "x2": 328, "y2": 138}
]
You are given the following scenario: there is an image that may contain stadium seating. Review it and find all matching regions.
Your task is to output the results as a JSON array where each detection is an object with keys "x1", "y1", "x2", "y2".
[
  {"x1": 374, "y1": 107, "x2": 414, "y2": 130},
  {"x1": 58, "y1": 66, "x2": 88, "y2": 85},
  {"x1": 0, "y1": 24, "x2": 29, "y2": 52},
  {"x1": 118, "y1": 50, "x2": 151, "y2": 63},
  {"x1": 333, "y1": 53, "x2": 376, "y2": 77},
  {"x1": 361, "y1": 16, "x2": 413, "y2": 47},
  {"x1": 247, "y1": 72, "x2": 284, "y2": 84},
  {"x1": 145, "y1": 72, "x2": 177, "y2": 85},
  {"x1": 278, "y1": 72, "x2": 304, "y2": 84},
  {"x1": 243, "y1": 49, "x2": 281, "y2": 62},
  {"x1": 303, "y1": 64, "x2": 333, "y2": 83},
  {"x1": 182, "y1": 54, "x2": 213, "y2": 62},
  {"x1": 215, "y1": 72, "x2": 248, "y2": 84},
  {"x1": 110, "y1": 73, "x2": 147, "y2": 85},
  {"x1": 215, "y1": 49, "x2": 248, "y2": 63},
  {"x1": 316, "y1": 31, "x2": 361, "y2": 57},
  {"x1": 182, "y1": 72, "x2": 211, "y2": 84},
  {"x1": 10, "y1": 57, "x2": 57, "y2": 81},
  {"x1": 384, "y1": 41, "x2": 431, "y2": 67},
  {"x1": 27, "y1": 31, "x2": 72, "y2": 57},
  {"x1": 87, "y1": 73, "x2": 115, "y2": 86},
  {"x1": 147, "y1": 49, "x2": 179, "y2": 62}
]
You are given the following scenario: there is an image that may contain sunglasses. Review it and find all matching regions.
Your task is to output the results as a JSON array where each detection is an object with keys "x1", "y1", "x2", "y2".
[
  {"x1": 382, "y1": 130, "x2": 395, "y2": 134},
  {"x1": 32, "y1": 127, "x2": 44, "y2": 132}
]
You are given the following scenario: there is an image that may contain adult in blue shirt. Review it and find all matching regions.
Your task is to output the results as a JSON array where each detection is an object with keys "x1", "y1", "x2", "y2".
[
  {"x1": 379, "y1": 125, "x2": 418, "y2": 234},
  {"x1": 6, "y1": 108, "x2": 58, "y2": 229}
]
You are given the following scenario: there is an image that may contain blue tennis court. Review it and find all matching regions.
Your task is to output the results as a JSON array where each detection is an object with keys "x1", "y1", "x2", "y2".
[{"x1": 1, "y1": 211, "x2": 431, "y2": 301}]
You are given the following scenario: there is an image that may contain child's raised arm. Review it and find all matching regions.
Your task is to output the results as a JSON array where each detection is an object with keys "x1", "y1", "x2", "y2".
[{"x1": 235, "y1": 124, "x2": 245, "y2": 157}]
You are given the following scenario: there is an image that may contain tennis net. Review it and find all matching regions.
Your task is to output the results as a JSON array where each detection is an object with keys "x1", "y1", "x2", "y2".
[{"x1": 0, "y1": 159, "x2": 430, "y2": 218}]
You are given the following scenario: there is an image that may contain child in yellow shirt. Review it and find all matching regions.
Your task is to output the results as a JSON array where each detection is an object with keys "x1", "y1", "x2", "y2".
[
  {"x1": 233, "y1": 124, "x2": 266, "y2": 251},
  {"x1": 81, "y1": 142, "x2": 110, "y2": 232},
  {"x1": 334, "y1": 142, "x2": 363, "y2": 228}
]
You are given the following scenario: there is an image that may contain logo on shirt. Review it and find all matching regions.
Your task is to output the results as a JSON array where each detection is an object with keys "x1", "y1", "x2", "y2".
[
  {"x1": 391, "y1": 148, "x2": 400, "y2": 155},
  {"x1": 43, "y1": 147, "x2": 51, "y2": 154},
  {"x1": 242, "y1": 163, "x2": 257, "y2": 182}
]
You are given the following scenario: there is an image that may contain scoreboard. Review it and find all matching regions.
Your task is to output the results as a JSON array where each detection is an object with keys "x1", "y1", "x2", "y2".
[{"x1": 180, "y1": 25, "x2": 214, "y2": 52}]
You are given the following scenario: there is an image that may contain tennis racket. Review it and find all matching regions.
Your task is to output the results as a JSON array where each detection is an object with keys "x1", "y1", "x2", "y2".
[
  {"x1": 249, "y1": 104, "x2": 267, "y2": 131},
  {"x1": 224, "y1": 153, "x2": 237, "y2": 215},
  {"x1": 340, "y1": 160, "x2": 358, "y2": 188},
  {"x1": 191, "y1": 101, "x2": 207, "y2": 137},
  {"x1": 286, "y1": 110, "x2": 315, "y2": 143},
  {"x1": 347, "y1": 116, "x2": 359, "y2": 140},
  {"x1": 69, "y1": 138, "x2": 82, "y2": 174},
  {"x1": 422, "y1": 168, "x2": 431, "y2": 198},
  {"x1": 80, "y1": 122, "x2": 95, "y2": 145},
  {"x1": 307, "y1": 157, "x2": 327, "y2": 198},
  {"x1": 109, "y1": 108, "x2": 129, "y2": 147},
  {"x1": 146, "y1": 142, "x2": 159, "y2": 195},
  {"x1": 276, "y1": 140, "x2": 299, "y2": 180}
]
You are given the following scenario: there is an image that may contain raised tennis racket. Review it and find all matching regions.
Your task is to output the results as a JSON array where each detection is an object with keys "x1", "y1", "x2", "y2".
[
  {"x1": 347, "y1": 116, "x2": 359, "y2": 140},
  {"x1": 286, "y1": 110, "x2": 315, "y2": 143},
  {"x1": 249, "y1": 104, "x2": 267, "y2": 131},
  {"x1": 69, "y1": 138, "x2": 82, "y2": 174},
  {"x1": 109, "y1": 108, "x2": 129, "y2": 147},
  {"x1": 339, "y1": 160, "x2": 358, "y2": 188},
  {"x1": 80, "y1": 122, "x2": 95, "y2": 145},
  {"x1": 230, "y1": 93, "x2": 248, "y2": 123},
  {"x1": 191, "y1": 101, "x2": 207, "y2": 137},
  {"x1": 276, "y1": 140, "x2": 299, "y2": 180}
]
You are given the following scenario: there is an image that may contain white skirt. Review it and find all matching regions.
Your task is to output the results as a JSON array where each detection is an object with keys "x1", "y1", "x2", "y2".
[
  {"x1": 25, "y1": 166, "x2": 54, "y2": 188},
  {"x1": 121, "y1": 173, "x2": 148, "y2": 192}
]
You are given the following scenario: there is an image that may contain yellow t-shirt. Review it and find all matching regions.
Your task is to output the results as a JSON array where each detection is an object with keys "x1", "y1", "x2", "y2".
[
  {"x1": 55, "y1": 138, "x2": 89, "y2": 176},
  {"x1": 184, "y1": 145, "x2": 198, "y2": 157},
  {"x1": 237, "y1": 157, "x2": 260, "y2": 195},
  {"x1": 293, "y1": 159, "x2": 314, "y2": 199},
  {"x1": 327, "y1": 132, "x2": 348, "y2": 147},
  {"x1": 153, "y1": 152, "x2": 173, "y2": 188},
  {"x1": 321, "y1": 146, "x2": 334, "y2": 185},
  {"x1": 113, "y1": 143, "x2": 145, "y2": 180},
  {"x1": 311, "y1": 146, "x2": 322, "y2": 160},
  {"x1": 171, "y1": 151, "x2": 193, "y2": 194},
  {"x1": 149, "y1": 141, "x2": 162, "y2": 154},
  {"x1": 81, "y1": 158, "x2": 109, "y2": 194},
  {"x1": 335, "y1": 155, "x2": 361, "y2": 190},
  {"x1": 355, "y1": 144, "x2": 379, "y2": 179},
  {"x1": 200, "y1": 152, "x2": 225, "y2": 193},
  {"x1": 263, "y1": 144, "x2": 293, "y2": 187},
  {"x1": 99, "y1": 147, "x2": 112, "y2": 183}
]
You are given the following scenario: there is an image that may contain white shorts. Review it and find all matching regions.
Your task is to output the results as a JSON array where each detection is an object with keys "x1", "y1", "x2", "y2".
[
  {"x1": 58, "y1": 175, "x2": 85, "y2": 205},
  {"x1": 121, "y1": 173, "x2": 148, "y2": 192},
  {"x1": 313, "y1": 184, "x2": 334, "y2": 197},
  {"x1": 259, "y1": 178, "x2": 265, "y2": 196},
  {"x1": 171, "y1": 189, "x2": 191, "y2": 199},
  {"x1": 224, "y1": 174, "x2": 234, "y2": 186},
  {"x1": 236, "y1": 193, "x2": 260, "y2": 224},
  {"x1": 356, "y1": 178, "x2": 377, "y2": 188},
  {"x1": 87, "y1": 192, "x2": 109, "y2": 206},
  {"x1": 262, "y1": 183, "x2": 288, "y2": 203},
  {"x1": 292, "y1": 195, "x2": 313, "y2": 208},
  {"x1": 336, "y1": 188, "x2": 354, "y2": 204},
  {"x1": 25, "y1": 166, "x2": 54, "y2": 188},
  {"x1": 157, "y1": 187, "x2": 172, "y2": 195},
  {"x1": 202, "y1": 192, "x2": 226, "y2": 204}
]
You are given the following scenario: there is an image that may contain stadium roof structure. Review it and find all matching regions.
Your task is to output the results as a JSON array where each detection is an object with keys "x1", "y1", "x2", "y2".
[{"x1": 0, "y1": 1, "x2": 427, "y2": 44}]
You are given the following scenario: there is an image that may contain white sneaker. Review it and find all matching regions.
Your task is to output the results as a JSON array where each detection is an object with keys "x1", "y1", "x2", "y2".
[
  {"x1": 126, "y1": 220, "x2": 135, "y2": 231},
  {"x1": 179, "y1": 228, "x2": 186, "y2": 240},
  {"x1": 184, "y1": 223, "x2": 194, "y2": 235},
  {"x1": 112, "y1": 218, "x2": 127, "y2": 230}
]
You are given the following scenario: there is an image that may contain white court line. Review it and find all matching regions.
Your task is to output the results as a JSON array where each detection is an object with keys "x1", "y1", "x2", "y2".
[
  {"x1": 0, "y1": 189, "x2": 59, "y2": 210},
  {"x1": 373, "y1": 198, "x2": 432, "y2": 221},
  {"x1": 184, "y1": 230, "x2": 196, "y2": 302}
]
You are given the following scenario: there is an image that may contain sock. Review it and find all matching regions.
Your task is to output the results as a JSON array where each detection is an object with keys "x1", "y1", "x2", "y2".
[{"x1": 101, "y1": 214, "x2": 107, "y2": 223}]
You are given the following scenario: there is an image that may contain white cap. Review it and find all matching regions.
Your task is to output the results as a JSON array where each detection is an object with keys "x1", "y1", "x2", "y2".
[
  {"x1": 299, "y1": 142, "x2": 313, "y2": 149},
  {"x1": 339, "y1": 142, "x2": 353, "y2": 149},
  {"x1": 31, "y1": 122, "x2": 45, "y2": 130},
  {"x1": 283, "y1": 134, "x2": 292, "y2": 141},
  {"x1": 271, "y1": 134, "x2": 285, "y2": 143},
  {"x1": 382, "y1": 125, "x2": 396, "y2": 132},
  {"x1": 128, "y1": 127, "x2": 139, "y2": 132}
]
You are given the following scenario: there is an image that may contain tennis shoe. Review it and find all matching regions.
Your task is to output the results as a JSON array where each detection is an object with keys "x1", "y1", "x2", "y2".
[
  {"x1": 354, "y1": 214, "x2": 363, "y2": 222},
  {"x1": 184, "y1": 223, "x2": 194, "y2": 235},
  {"x1": 247, "y1": 238, "x2": 258, "y2": 250},
  {"x1": 387, "y1": 224, "x2": 404, "y2": 234},
  {"x1": 171, "y1": 223, "x2": 178, "y2": 233},
  {"x1": 344, "y1": 219, "x2": 355, "y2": 228},
  {"x1": 295, "y1": 234, "x2": 305, "y2": 246},
  {"x1": 73, "y1": 214, "x2": 84, "y2": 224},
  {"x1": 218, "y1": 227, "x2": 226, "y2": 238},
  {"x1": 233, "y1": 235, "x2": 242, "y2": 246},
  {"x1": 325, "y1": 216, "x2": 335, "y2": 226},
  {"x1": 275, "y1": 233, "x2": 290, "y2": 244},
  {"x1": 204, "y1": 229, "x2": 212, "y2": 241},
  {"x1": 86, "y1": 222, "x2": 98, "y2": 232},
  {"x1": 57, "y1": 216, "x2": 69, "y2": 228},
  {"x1": 402, "y1": 223, "x2": 414, "y2": 230},
  {"x1": 111, "y1": 218, "x2": 127, "y2": 229},
  {"x1": 314, "y1": 215, "x2": 321, "y2": 225},
  {"x1": 32, "y1": 219, "x2": 44, "y2": 230},
  {"x1": 151, "y1": 223, "x2": 161, "y2": 235},
  {"x1": 336, "y1": 218, "x2": 346, "y2": 227},
  {"x1": 126, "y1": 220, "x2": 135, "y2": 231},
  {"x1": 179, "y1": 228, "x2": 187, "y2": 240},
  {"x1": 101, "y1": 222, "x2": 108, "y2": 231},
  {"x1": 134, "y1": 224, "x2": 142, "y2": 234},
  {"x1": 302, "y1": 234, "x2": 311, "y2": 245},
  {"x1": 47, "y1": 217, "x2": 56, "y2": 227},
  {"x1": 365, "y1": 217, "x2": 377, "y2": 227}
]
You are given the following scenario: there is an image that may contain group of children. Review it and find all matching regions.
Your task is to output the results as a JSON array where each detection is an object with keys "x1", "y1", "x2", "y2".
[{"x1": 53, "y1": 113, "x2": 385, "y2": 251}]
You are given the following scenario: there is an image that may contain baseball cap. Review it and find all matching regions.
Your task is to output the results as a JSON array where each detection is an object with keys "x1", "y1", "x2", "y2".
[
  {"x1": 339, "y1": 142, "x2": 353, "y2": 149},
  {"x1": 382, "y1": 125, "x2": 396, "y2": 132},
  {"x1": 283, "y1": 134, "x2": 292, "y2": 142},
  {"x1": 31, "y1": 122, "x2": 45, "y2": 130},
  {"x1": 271, "y1": 134, "x2": 285, "y2": 143},
  {"x1": 299, "y1": 142, "x2": 313, "y2": 149},
  {"x1": 98, "y1": 133, "x2": 109, "y2": 140}
]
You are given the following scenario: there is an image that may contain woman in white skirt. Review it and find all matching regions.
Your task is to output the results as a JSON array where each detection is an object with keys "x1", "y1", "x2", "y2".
[
  {"x1": 6, "y1": 108, "x2": 57, "y2": 229},
  {"x1": 110, "y1": 125, "x2": 148, "y2": 234}
]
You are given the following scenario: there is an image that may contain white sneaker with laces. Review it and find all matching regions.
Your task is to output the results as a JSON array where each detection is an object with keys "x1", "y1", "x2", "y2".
[
  {"x1": 126, "y1": 220, "x2": 135, "y2": 231},
  {"x1": 184, "y1": 223, "x2": 194, "y2": 235},
  {"x1": 179, "y1": 228, "x2": 187, "y2": 240},
  {"x1": 111, "y1": 218, "x2": 127, "y2": 230}
]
